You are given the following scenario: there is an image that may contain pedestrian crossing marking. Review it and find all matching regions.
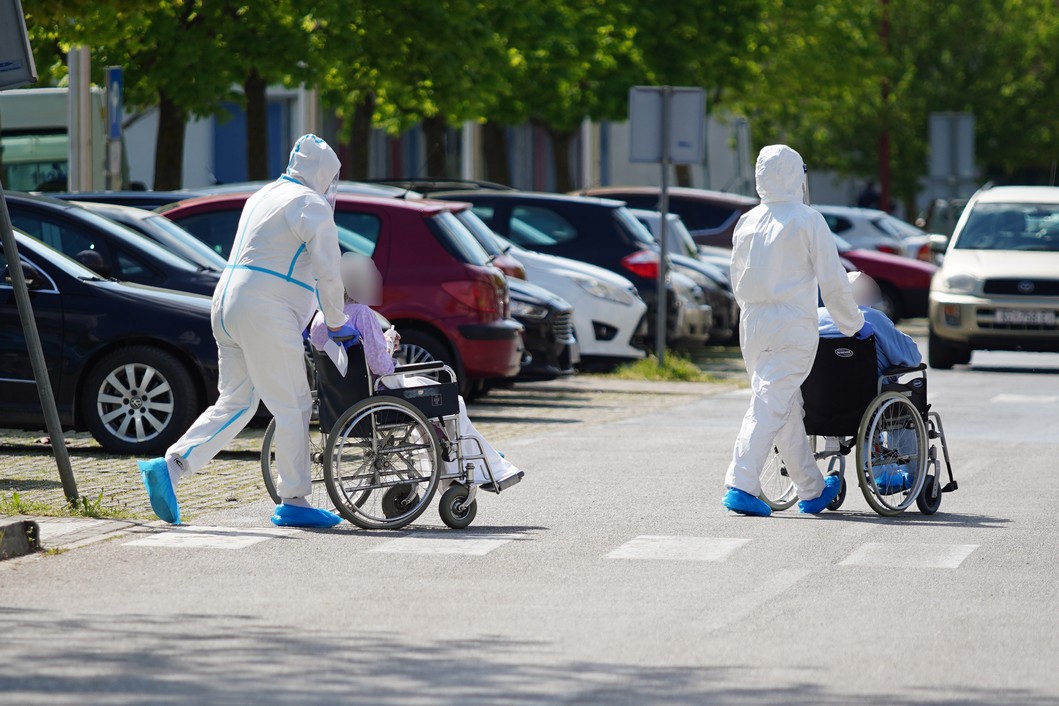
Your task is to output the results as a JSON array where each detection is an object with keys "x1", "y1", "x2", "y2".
[
  {"x1": 838, "y1": 542, "x2": 978, "y2": 569},
  {"x1": 990, "y1": 393, "x2": 1059, "y2": 404},
  {"x1": 606, "y1": 535, "x2": 750, "y2": 562},
  {"x1": 369, "y1": 533, "x2": 520, "y2": 556},
  {"x1": 124, "y1": 525, "x2": 301, "y2": 550}
]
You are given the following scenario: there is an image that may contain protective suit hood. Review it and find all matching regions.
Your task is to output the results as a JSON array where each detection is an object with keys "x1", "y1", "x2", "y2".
[
  {"x1": 755, "y1": 144, "x2": 806, "y2": 204},
  {"x1": 284, "y1": 134, "x2": 341, "y2": 197}
]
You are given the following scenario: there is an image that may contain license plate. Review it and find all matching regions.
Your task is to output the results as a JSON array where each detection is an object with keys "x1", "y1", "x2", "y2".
[{"x1": 994, "y1": 309, "x2": 1056, "y2": 325}]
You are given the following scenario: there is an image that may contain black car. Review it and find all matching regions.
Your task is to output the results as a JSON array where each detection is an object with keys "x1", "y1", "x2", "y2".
[
  {"x1": 433, "y1": 191, "x2": 711, "y2": 348},
  {"x1": 72, "y1": 201, "x2": 228, "y2": 273},
  {"x1": 5, "y1": 193, "x2": 220, "y2": 296},
  {"x1": 51, "y1": 190, "x2": 203, "y2": 210},
  {"x1": 1, "y1": 232, "x2": 219, "y2": 454},
  {"x1": 508, "y1": 278, "x2": 577, "y2": 381}
]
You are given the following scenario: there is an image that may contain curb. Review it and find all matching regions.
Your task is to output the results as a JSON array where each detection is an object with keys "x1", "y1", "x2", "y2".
[{"x1": 0, "y1": 519, "x2": 41, "y2": 560}]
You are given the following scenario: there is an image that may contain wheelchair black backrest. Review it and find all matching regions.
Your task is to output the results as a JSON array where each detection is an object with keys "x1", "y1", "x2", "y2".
[
  {"x1": 802, "y1": 336, "x2": 878, "y2": 437},
  {"x1": 312, "y1": 345, "x2": 371, "y2": 434}
]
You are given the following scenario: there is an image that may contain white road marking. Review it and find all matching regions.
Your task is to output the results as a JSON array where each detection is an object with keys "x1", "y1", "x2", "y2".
[
  {"x1": 839, "y1": 542, "x2": 978, "y2": 569},
  {"x1": 990, "y1": 393, "x2": 1059, "y2": 404},
  {"x1": 606, "y1": 535, "x2": 750, "y2": 562},
  {"x1": 125, "y1": 525, "x2": 302, "y2": 549},
  {"x1": 369, "y1": 533, "x2": 519, "y2": 556}
]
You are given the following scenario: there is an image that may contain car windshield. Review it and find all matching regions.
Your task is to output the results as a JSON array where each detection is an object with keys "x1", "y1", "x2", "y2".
[
  {"x1": 11, "y1": 232, "x2": 103, "y2": 280},
  {"x1": 954, "y1": 202, "x2": 1059, "y2": 251},
  {"x1": 427, "y1": 210, "x2": 491, "y2": 266},
  {"x1": 142, "y1": 215, "x2": 228, "y2": 270},
  {"x1": 614, "y1": 207, "x2": 657, "y2": 246},
  {"x1": 74, "y1": 208, "x2": 203, "y2": 271},
  {"x1": 871, "y1": 214, "x2": 926, "y2": 239},
  {"x1": 454, "y1": 209, "x2": 507, "y2": 257}
]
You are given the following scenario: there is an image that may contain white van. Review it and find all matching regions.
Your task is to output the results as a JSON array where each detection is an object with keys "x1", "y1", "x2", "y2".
[{"x1": 0, "y1": 87, "x2": 107, "y2": 191}]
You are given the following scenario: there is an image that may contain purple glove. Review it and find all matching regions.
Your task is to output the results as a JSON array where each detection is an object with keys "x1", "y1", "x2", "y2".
[{"x1": 854, "y1": 321, "x2": 874, "y2": 340}]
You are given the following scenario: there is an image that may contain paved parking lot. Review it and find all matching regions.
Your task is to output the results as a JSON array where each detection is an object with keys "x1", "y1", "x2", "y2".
[{"x1": 0, "y1": 373, "x2": 741, "y2": 521}]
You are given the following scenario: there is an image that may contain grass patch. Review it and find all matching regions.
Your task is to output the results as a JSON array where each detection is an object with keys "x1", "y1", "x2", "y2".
[
  {"x1": 0, "y1": 490, "x2": 142, "y2": 520},
  {"x1": 609, "y1": 352, "x2": 720, "y2": 383}
]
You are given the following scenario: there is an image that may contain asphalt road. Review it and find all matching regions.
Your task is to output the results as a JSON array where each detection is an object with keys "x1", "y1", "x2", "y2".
[{"x1": 2, "y1": 341, "x2": 1058, "y2": 705}]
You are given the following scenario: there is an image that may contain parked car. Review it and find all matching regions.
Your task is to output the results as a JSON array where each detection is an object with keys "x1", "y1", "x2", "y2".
[
  {"x1": 814, "y1": 204, "x2": 932, "y2": 261},
  {"x1": 453, "y1": 207, "x2": 647, "y2": 364},
  {"x1": 433, "y1": 191, "x2": 711, "y2": 348},
  {"x1": 507, "y1": 278, "x2": 578, "y2": 381},
  {"x1": 1, "y1": 232, "x2": 219, "y2": 454},
  {"x1": 160, "y1": 194, "x2": 524, "y2": 390},
  {"x1": 5, "y1": 192, "x2": 220, "y2": 296},
  {"x1": 51, "y1": 190, "x2": 203, "y2": 210},
  {"x1": 928, "y1": 185, "x2": 1059, "y2": 368},
  {"x1": 629, "y1": 209, "x2": 739, "y2": 342},
  {"x1": 579, "y1": 186, "x2": 758, "y2": 248},
  {"x1": 72, "y1": 201, "x2": 228, "y2": 272}
]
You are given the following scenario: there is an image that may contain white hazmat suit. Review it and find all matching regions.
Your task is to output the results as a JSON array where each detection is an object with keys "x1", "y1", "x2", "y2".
[
  {"x1": 724, "y1": 145, "x2": 864, "y2": 501},
  {"x1": 165, "y1": 135, "x2": 348, "y2": 502}
]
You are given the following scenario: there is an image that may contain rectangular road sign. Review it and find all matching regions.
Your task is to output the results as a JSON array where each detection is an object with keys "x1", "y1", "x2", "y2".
[{"x1": 629, "y1": 86, "x2": 706, "y2": 164}]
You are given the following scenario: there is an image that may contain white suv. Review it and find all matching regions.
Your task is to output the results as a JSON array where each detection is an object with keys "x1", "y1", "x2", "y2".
[{"x1": 928, "y1": 185, "x2": 1059, "y2": 368}]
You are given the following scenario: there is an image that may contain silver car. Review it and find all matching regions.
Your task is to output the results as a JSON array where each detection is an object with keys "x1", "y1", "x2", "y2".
[{"x1": 928, "y1": 185, "x2": 1059, "y2": 368}]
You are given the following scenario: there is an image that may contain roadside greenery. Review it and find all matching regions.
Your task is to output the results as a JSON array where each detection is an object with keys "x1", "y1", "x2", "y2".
[
  {"x1": 19, "y1": 1, "x2": 1059, "y2": 194},
  {"x1": 610, "y1": 352, "x2": 719, "y2": 383},
  {"x1": 0, "y1": 490, "x2": 142, "y2": 520}
]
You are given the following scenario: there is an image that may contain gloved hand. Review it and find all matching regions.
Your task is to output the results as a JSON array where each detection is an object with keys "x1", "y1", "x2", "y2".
[
  {"x1": 854, "y1": 321, "x2": 874, "y2": 340},
  {"x1": 327, "y1": 322, "x2": 361, "y2": 349}
]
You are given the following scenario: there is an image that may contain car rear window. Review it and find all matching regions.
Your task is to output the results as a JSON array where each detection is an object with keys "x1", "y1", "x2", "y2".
[
  {"x1": 333, "y1": 211, "x2": 381, "y2": 256},
  {"x1": 511, "y1": 205, "x2": 579, "y2": 246},
  {"x1": 955, "y1": 203, "x2": 1059, "y2": 251},
  {"x1": 426, "y1": 210, "x2": 491, "y2": 266},
  {"x1": 614, "y1": 194, "x2": 741, "y2": 232},
  {"x1": 455, "y1": 210, "x2": 507, "y2": 257},
  {"x1": 172, "y1": 210, "x2": 242, "y2": 257},
  {"x1": 615, "y1": 207, "x2": 656, "y2": 246}
]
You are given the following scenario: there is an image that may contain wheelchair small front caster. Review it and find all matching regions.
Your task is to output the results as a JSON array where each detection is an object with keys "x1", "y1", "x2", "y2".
[
  {"x1": 827, "y1": 474, "x2": 846, "y2": 511},
  {"x1": 439, "y1": 485, "x2": 477, "y2": 529},
  {"x1": 916, "y1": 474, "x2": 942, "y2": 515}
]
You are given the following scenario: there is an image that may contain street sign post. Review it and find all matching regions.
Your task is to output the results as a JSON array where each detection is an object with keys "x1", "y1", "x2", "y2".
[
  {"x1": 0, "y1": 0, "x2": 79, "y2": 504},
  {"x1": 106, "y1": 66, "x2": 123, "y2": 190},
  {"x1": 629, "y1": 86, "x2": 706, "y2": 366},
  {"x1": 929, "y1": 112, "x2": 976, "y2": 234}
]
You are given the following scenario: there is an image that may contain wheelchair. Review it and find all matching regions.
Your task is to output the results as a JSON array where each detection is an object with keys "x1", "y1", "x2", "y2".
[
  {"x1": 758, "y1": 336, "x2": 957, "y2": 516},
  {"x1": 261, "y1": 344, "x2": 516, "y2": 529}
]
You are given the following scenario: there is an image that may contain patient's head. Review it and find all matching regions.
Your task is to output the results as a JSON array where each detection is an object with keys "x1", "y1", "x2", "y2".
[
  {"x1": 848, "y1": 271, "x2": 882, "y2": 308},
  {"x1": 339, "y1": 252, "x2": 382, "y2": 305}
]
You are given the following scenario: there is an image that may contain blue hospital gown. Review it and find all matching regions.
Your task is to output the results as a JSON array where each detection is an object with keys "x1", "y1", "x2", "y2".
[{"x1": 817, "y1": 306, "x2": 922, "y2": 375}]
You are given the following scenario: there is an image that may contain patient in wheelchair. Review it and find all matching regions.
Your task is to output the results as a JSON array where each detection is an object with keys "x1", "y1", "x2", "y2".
[
  {"x1": 308, "y1": 253, "x2": 523, "y2": 492},
  {"x1": 819, "y1": 271, "x2": 922, "y2": 493}
]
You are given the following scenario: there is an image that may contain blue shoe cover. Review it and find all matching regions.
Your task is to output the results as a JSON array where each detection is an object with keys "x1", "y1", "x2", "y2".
[
  {"x1": 798, "y1": 474, "x2": 843, "y2": 514},
  {"x1": 722, "y1": 488, "x2": 772, "y2": 517},
  {"x1": 873, "y1": 465, "x2": 912, "y2": 495},
  {"x1": 138, "y1": 458, "x2": 180, "y2": 524},
  {"x1": 270, "y1": 504, "x2": 342, "y2": 528}
]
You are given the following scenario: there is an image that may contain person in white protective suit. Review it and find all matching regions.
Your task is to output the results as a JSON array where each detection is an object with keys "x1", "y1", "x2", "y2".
[
  {"x1": 308, "y1": 253, "x2": 524, "y2": 492},
  {"x1": 722, "y1": 144, "x2": 872, "y2": 517},
  {"x1": 137, "y1": 134, "x2": 359, "y2": 528}
]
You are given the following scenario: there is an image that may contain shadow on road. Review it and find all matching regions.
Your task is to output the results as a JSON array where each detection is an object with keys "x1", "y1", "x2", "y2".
[
  {"x1": 782, "y1": 510, "x2": 1012, "y2": 529},
  {"x1": 0, "y1": 607, "x2": 1052, "y2": 705}
]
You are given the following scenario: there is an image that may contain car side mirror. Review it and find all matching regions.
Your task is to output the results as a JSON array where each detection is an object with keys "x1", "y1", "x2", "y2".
[
  {"x1": 929, "y1": 234, "x2": 949, "y2": 254},
  {"x1": 4, "y1": 262, "x2": 46, "y2": 290}
]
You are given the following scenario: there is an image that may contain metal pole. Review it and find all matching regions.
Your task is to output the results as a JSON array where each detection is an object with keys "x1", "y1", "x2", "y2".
[
  {"x1": 655, "y1": 87, "x2": 671, "y2": 367},
  {"x1": 67, "y1": 46, "x2": 91, "y2": 192},
  {"x1": 0, "y1": 178, "x2": 79, "y2": 504}
]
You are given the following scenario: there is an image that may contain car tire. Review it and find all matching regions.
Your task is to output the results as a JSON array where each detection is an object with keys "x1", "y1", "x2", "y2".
[
  {"x1": 877, "y1": 282, "x2": 902, "y2": 324},
  {"x1": 82, "y1": 346, "x2": 200, "y2": 455},
  {"x1": 928, "y1": 330, "x2": 970, "y2": 370}
]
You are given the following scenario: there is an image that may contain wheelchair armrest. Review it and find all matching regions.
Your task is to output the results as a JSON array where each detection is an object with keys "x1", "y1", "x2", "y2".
[
  {"x1": 394, "y1": 362, "x2": 446, "y2": 375},
  {"x1": 882, "y1": 363, "x2": 926, "y2": 377}
]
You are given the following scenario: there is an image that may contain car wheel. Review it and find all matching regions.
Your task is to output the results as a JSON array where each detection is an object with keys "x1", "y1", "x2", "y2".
[
  {"x1": 928, "y1": 330, "x2": 970, "y2": 370},
  {"x1": 877, "y1": 282, "x2": 902, "y2": 323},
  {"x1": 82, "y1": 346, "x2": 200, "y2": 455}
]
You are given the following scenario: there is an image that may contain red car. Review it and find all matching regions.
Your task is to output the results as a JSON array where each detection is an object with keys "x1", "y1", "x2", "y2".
[
  {"x1": 838, "y1": 236, "x2": 937, "y2": 322},
  {"x1": 159, "y1": 194, "x2": 524, "y2": 389}
]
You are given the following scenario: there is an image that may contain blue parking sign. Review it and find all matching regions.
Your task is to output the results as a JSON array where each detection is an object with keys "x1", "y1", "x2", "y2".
[{"x1": 106, "y1": 66, "x2": 123, "y2": 140}]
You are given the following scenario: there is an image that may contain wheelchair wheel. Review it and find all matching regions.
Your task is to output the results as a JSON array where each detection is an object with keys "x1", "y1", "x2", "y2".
[
  {"x1": 261, "y1": 419, "x2": 332, "y2": 510},
  {"x1": 438, "y1": 485, "x2": 477, "y2": 529},
  {"x1": 323, "y1": 396, "x2": 442, "y2": 529},
  {"x1": 827, "y1": 473, "x2": 847, "y2": 511},
  {"x1": 916, "y1": 474, "x2": 943, "y2": 515},
  {"x1": 759, "y1": 446, "x2": 798, "y2": 511},
  {"x1": 856, "y1": 392, "x2": 928, "y2": 516}
]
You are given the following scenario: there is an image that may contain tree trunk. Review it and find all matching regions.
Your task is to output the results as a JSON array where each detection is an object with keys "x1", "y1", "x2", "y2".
[
  {"x1": 244, "y1": 69, "x2": 269, "y2": 181},
  {"x1": 421, "y1": 114, "x2": 448, "y2": 177},
  {"x1": 548, "y1": 127, "x2": 576, "y2": 194},
  {"x1": 675, "y1": 164, "x2": 692, "y2": 187},
  {"x1": 153, "y1": 93, "x2": 186, "y2": 190},
  {"x1": 342, "y1": 93, "x2": 375, "y2": 180},
  {"x1": 482, "y1": 121, "x2": 510, "y2": 185}
]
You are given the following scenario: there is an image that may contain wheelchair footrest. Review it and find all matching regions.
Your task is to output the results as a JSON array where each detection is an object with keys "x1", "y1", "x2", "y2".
[
  {"x1": 480, "y1": 471, "x2": 524, "y2": 494},
  {"x1": 941, "y1": 481, "x2": 958, "y2": 493}
]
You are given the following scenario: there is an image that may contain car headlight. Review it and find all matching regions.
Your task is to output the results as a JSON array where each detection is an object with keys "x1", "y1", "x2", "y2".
[
  {"x1": 511, "y1": 300, "x2": 550, "y2": 320},
  {"x1": 941, "y1": 273, "x2": 978, "y2": 294},
  {"x1": 571, "y1": 275, "x2": 637, "y2": 306}
]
